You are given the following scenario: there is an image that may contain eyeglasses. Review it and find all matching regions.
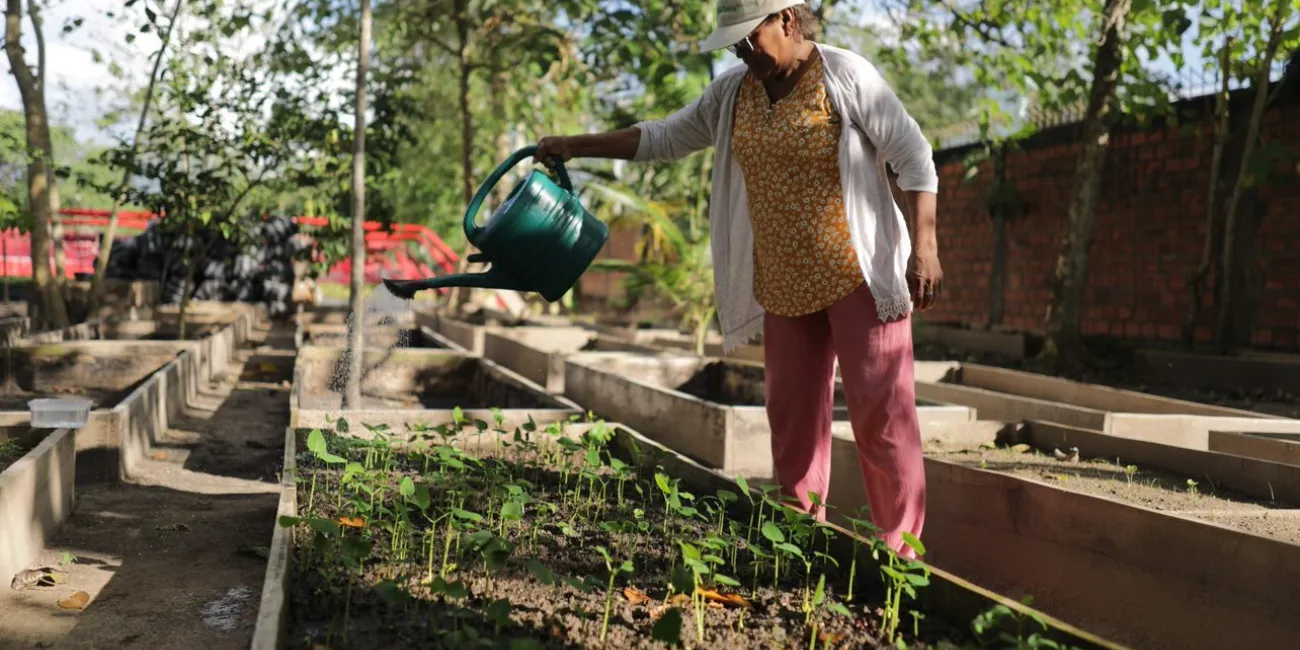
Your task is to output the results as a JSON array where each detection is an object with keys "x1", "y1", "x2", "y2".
[
  {"x1": 726, "y1": 14, "x2": 776, "y2": 57},
  {"x1": 726, "y1": 36, "x2": 754, "y2": 57}
]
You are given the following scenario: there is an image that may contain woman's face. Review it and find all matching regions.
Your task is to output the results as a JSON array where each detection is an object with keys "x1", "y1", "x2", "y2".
[{"x1": 738, "y1": 13, "x2": 791, "y2": 81}]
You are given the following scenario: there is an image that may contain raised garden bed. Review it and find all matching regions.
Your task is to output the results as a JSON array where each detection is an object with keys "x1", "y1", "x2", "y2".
[
  {"x1": 254, "y1": 422, "x2": 1115, "y2": 650},
  {"x1": 484, "y1": 327, "x2": 675, "y2": 394},
  {"x1": 1207, "y1": 430, "x2": 1300, "y2": 466},
  {"x1": 851, "y1": 421, "x2": 1300, "y2": 650},
  {"x1": 0, "y1": 317, "x2": 246, "y2": 483},
  {"x1": 291, "y1": 346, "x2": 583, "y2": 432},
  {"x1": 0, "y1": 425, "x2": 75, "y2": 586},
  {"x1": 913, "y1": 362, "x2": 1300, "y2": 450},
  {"x1": 299, "y1": 323, "x2": 460, "y2": 351},
  {"x1": 565, "y1": 353, "x2": 976, "y2": 478}
]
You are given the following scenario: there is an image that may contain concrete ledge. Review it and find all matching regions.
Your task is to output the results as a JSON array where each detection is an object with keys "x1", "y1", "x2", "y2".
[
  {"x1": 1207, "y1": 430, "x2": 1300, "y2": 466},
  {"x1": 1104, "y1": 413, "x2": 1300, "y2": 450},
  {"x1": 1134, "y1": 349, "x2": 1300, "y2": 394},
  {"x1": 18, "y1": 321, "x2": 100, "y2": 346},
  {"x1": 652, "y1": 336, "x2": 764, "y2": 363},
  {"x1": 915, "y1": 381, "x2": 1108, "y2": 429},
  {"x1": 432, "y1": 315, "x2": 487, "y2": 354},
  {"x1": 566, "y1": 352, "x2": 978, "y2": 478},
  {"x1": 251, "y1": 427, "x2": 298, "y2": 650},
  {"x1": 483, "y1": 327, "x2": 594, "y2": 393},
  {"x1": 957, "y1": 363, "x2": 1273, "y2": 418},
  {"x1": 914, "y1": 323, "x2": 1031, "y2": 358},
  {"x1": 0, "y1": 427, "x2": 75, "y2": 583},
  {"x1": 1019, "y1": 421, "x2": 1300, "y2": 504},
  {"x1": 834, "y1": 453, "x2": 1300, "y2": 650}
]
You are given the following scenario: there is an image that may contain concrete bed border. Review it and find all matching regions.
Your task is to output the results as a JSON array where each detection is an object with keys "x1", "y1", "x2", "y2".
[
  {"x1": 0, "y1": 427, "x2": 75, "y2": 585},
  {"x1": 483, "y1": 327, "x2": 678, "y2": 393},
  {"x1": 0, "y1": 310, "x2": 252, "y2": 584},
  {"x1": 818, "y1": 421, "x2": 1300, "y2": 650},
  {"x1": 564, "y1": 352, "x2": 978, "y2": 478},
  {"x1": 250, "y1": 423, "x2": 1121, "y2": 650},
  {"x1": 1206, "y1": 430, "x2": 1300, "y2": 466},
  {"x1": 289, "y1": 346, "x2": 585, "y2": 432},
  {"x1": 0, "y1": 312, "x2": 252, "y2": 483},
  {"x1": 915, "y1": 363, "x2": 1300, "y2": 450}
]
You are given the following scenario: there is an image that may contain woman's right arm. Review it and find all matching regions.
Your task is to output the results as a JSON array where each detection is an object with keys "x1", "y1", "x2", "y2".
[{"x1": 534, "y1": 72, "x2": 732, "y2": 166}]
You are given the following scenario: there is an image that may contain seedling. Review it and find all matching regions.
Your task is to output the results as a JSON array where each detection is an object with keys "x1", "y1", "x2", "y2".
[{"x1": 595, "y1": 545, "x2": 633, "y2": 643}]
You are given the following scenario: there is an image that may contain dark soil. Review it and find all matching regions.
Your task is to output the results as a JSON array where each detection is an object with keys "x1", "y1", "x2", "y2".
[
  {"x1": 0, "y1": 435, "x2": 38, "y2": 472},
  {"x1": 912, "y1": 342, "x2": 1300, "y2": 418},
  {"x1": 932, "y1": 445, "x2": 1300, "y2": 545},
  {"x1": 285, "y1": 428, "x2": 969, "y2": 650}
]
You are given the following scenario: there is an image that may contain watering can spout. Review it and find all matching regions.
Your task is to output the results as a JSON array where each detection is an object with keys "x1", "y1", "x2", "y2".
[{"x1": 382, "y1": 269, "x2": 527, "y2": 301}]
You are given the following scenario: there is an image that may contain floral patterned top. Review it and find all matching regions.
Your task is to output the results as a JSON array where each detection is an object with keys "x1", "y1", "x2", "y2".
[{"x1": 731, "y1": 51, "x2": 864, "y2": 318}]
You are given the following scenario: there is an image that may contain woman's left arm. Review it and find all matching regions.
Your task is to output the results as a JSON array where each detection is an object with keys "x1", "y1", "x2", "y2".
[{"x1": 851, "y1": 59, "x2": 943, "y2": 309}]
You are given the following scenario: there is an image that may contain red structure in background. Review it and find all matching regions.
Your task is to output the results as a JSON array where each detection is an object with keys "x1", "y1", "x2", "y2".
[{"x1": 1, "y1": 209, "x2": 460, "y2": 289}]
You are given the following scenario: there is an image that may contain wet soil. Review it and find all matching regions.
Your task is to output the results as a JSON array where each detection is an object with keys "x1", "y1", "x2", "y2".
[
  {"x1": 931, "y1": 446, "x2": 1300, "y2": 544},
  {"x1": 0, "y1": 324, "x2": 294, "y2": 650},
  {"x1": 285, "y1": 431, "x2": 970, "y2": 650},
  {"x1": 913, "y1": 342, "x2": 1300, "y2": 418}
]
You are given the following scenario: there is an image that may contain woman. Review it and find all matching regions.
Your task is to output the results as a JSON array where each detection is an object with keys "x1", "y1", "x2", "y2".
[{"x1": 534, "y1": 0, "x2": 942, "y2": 558}]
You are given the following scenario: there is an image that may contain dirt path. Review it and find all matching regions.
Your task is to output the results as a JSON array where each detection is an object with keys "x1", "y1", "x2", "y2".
[{"x1": 0, "y1": 323, "x2": 295, "y2": 650}]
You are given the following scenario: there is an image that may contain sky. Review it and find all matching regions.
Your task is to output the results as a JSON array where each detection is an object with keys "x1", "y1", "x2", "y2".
[{"x1": 0, "y1": 0, "x2": 1228, "y2": 149}]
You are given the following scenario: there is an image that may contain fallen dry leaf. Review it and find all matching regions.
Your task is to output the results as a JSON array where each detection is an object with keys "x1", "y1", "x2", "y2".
[
  {"x1": 150, "y1": 451, "x2": 168, "y2": 460},
  {"x1": 339, "y1": 516, "x2": 366, "y2": 528},
  {"x1": 649, "y1": 604, "x2": 672, "y2": 621},
  {"x1": 666, "y1": 593, "x2": 691, "y2": 606},
  {"x1": 697, "y1": 587, "x2": 751, "y2": 609},
  {"x1": 550, "y1": 623, "x2": 565, "y2": 639},
  {"x1": 58, "y1": 591, "x2": 89, "y2": 610},
  {"x1": 818, "y1": 629, "x2": 847, "y2": 648},
  {"x1": 623, "y1": 587, "x2": 652, "y2": 605}
]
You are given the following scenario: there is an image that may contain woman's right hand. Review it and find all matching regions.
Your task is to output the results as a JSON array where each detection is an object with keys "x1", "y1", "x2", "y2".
[{"x1": 533, "y1": 136, "x2": 573, "y2": 169}]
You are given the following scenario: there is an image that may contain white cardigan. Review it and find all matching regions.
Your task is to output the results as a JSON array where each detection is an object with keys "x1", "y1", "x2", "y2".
[{"x1": 632, "y1": 42, "x2": 939, "y2": 352}]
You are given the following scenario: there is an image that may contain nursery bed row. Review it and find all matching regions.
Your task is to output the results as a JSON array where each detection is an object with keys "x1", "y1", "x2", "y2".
[
  {"x1": 0, "y1": 310, "x2": 254, "y2": 587},
  {"x1": 256, "y1": 421, "x2": 1114, "y2": 650}
]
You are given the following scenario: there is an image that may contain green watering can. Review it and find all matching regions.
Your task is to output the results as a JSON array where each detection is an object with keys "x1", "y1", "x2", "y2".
[{"x1": 383, "y1": 145, "x2": 609, "y2": 303}]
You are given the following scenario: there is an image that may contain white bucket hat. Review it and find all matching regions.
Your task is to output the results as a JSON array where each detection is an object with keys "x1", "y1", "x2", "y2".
[{"x1": 699, "y1": 0, "x2": 807, "y2": 53}]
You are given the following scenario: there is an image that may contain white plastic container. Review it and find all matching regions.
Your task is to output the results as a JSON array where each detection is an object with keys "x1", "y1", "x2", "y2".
[{"x1": 28, "y1": 397, "x2": 94, "y2": 429}]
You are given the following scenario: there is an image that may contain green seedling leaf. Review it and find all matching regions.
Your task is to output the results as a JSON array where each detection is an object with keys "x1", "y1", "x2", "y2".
[
  {"x1": 713, "y1": 574, "x2": 741, "y2": 588},
  {"x1": 901, "y1": 531, "x2": 927, "y2": 556},
  {"x1": 828, "y1": 601, "x2": 852, "y2": 616},
  {"x1": 305, "y1": 517, "x2": 341, "y2": 537},
  {"x1": 375, "y1": 579, "x2": 411, "y2": 606},
  {"x1": 760, "y1": 521, "x2": 785, "y2": 544},
  {"x1": 306, "y1": 429, "x2": 345, "y2": 464},
  {"x1": 452, "y1": 406, "x2": 464, "y2": 424},
  {"x1": 654, "y1": 472, "x2": 672, "y2": 494},
  {"x1": 399, "y1": 476, "x2": 415, "y2": 497},
  {"x1": 523, "y1": 559, "x2": 557, "y2": 585},
  {"x1": 343, "y1": 462, "x2": 365, "y2": 481},
  {"x1": 486, "y1": 598, "x2": 512, "y2": 626},
  {"x1": 277, "y1": 515, "x2": 300, "y2": 528},
  {"x1": 670, "y1": 564, "x2": 694, "y2": 595},
  {"x1": 410, "y1": 484, "x2": 431, "y2": 511},
  {"x1": 716, "y1": 489, "x2": 738, "y2": 504},
  {"x1": 452, "y1": 509, "x2": 484, "y2": 523},
  {"x1": 651, "y1": 607, "x2": 683, "y2": 644},
  {"x1": 430, "y1": 578, "x2": 470, "y2": 599},
  {"x1": 734, "y1": 474, "x2": 751, "y2": 497},
  {"x1": 501, "y1": 500, "x2": 524, "y2": 521},
  {"x1": 775, "y1": 542, "x2": 804, "y2": 557},
  {"x1": 340, "y1": 536, "x2": 372, "y2": 567}
]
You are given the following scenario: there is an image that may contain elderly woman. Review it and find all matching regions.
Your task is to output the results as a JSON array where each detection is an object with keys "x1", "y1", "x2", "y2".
[{"x1": 534, "y1": 0, "x2": 941, "y2": 558}]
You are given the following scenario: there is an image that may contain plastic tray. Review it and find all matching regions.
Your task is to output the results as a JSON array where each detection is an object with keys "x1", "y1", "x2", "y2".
[{"x1": 28, "y1": 397, "x2": 95, "y2": 429}]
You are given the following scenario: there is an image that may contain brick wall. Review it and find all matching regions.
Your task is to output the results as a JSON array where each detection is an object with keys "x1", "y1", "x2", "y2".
[{"x1": 925, "y1": 96, "x2": 1300, "y2": 349}]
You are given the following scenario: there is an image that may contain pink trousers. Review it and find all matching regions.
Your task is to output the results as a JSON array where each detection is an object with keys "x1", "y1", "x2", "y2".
[{"x1": 763, "y1": 284, "x2": 926, "y2": 558}]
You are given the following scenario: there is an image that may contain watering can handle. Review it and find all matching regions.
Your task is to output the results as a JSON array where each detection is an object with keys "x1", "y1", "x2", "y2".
[{"x1": 463, "y1": 145, "x2": 573, "y2": 243}]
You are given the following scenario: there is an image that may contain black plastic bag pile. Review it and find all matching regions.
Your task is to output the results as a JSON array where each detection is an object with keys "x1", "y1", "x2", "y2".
[{"x1": 104, "y1": 215, "x2": 306, "y2": 319}]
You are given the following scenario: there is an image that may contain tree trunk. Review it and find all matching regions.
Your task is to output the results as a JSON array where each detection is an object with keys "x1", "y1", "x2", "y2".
[
  {"x1": 1181, "y1": 42, "x2": 1232, "y2": 350},
  {"x1": 987, "y1": 145, "x2": 1010, "y2": 327},
  {"x1": 447, "y1": 0, "x2": 476, "y2": 314},
  {"x1": 177, "y1": 231, "x2": 196, "y2": 341},
  {"x1": 1040, "y1": 0, "x2": 1131, "y2": 373},
  {"x1": 1213, "y1": 0, "x2": 1288, "y2": 353},
  {"x1": 4, "y1": 0, "x2": 67, "y2": 330},
  {"x1": 89, "y1": 0, "x2": 184, "y2": 317},
  {"x1": 344, "y1": 0, "x2": 372, "y2": 410},
  {"x1": 29, "y1": 0, "x2": 63, "y2": 299}
]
